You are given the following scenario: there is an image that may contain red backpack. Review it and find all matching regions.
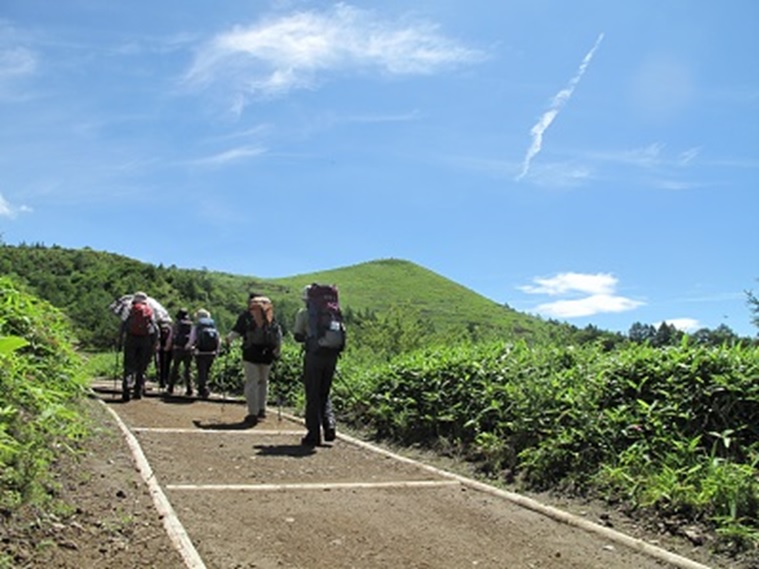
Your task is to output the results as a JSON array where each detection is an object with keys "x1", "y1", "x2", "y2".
[{"x1": 128, "y1": 302, "x2": 154, "y2": 336}]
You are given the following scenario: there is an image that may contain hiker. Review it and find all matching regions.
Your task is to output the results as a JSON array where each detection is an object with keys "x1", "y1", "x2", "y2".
[
  {"x1": 155, "y1": 318, "x2": 173, "y2": 389},
  {"x1": 168, "y1": 308, "x2": 194, "y2": 396},
  {"x1": 225, "y1": 293, "x2": 282, "y2": 425},
  {"x1": 118, "y1": 291, "x2": 159, "y2": 401},
  {"x1": 189, "y1": 308, "x2": 220, "y2": 399},
  {"x1": 292, "y1": 284, "x2": 346, "y2": 446}
]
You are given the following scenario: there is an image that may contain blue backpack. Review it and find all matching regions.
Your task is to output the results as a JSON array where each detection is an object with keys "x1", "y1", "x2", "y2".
[{"x1": 196, "y1": 317, "x2": 219, "y2": 353}]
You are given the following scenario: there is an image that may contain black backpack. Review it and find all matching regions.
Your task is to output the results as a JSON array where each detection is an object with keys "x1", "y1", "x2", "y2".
[
  {"x1": 173, "y1": 318, "x2": 193, "y2": 349},
  {"x1": 196, "y1": 317, "x2": 219, "y2": 352}
]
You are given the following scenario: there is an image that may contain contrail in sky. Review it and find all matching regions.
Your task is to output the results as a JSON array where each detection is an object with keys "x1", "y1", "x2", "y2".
[{"x1": 516, "y1": 33, "x2": 604, "y2": 181}]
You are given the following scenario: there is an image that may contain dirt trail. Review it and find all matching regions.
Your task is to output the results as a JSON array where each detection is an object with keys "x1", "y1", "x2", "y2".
[{"x1": 90, "y1": 380, "x2": 712, "y2": 569}]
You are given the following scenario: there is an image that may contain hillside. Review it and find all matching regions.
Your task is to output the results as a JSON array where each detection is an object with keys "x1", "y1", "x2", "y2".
[
  {"x1": 0, "y1": 244, "x2": 564, "y2": 349},
  {"x1": 269, "y1": 258, "x2": 544, "y2": 338}
]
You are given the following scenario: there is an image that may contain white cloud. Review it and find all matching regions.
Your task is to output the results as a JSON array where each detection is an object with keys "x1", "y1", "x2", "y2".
[
  {"x1": 0, "y1": 46, "x2": 36, "y2": 78},
  {"x1": 656, "y1": 318, "x2": 700, "y2": 332},
  {"x1": 520, "y1": 271, "x2": 644, "y2": 318},
  {"x1": 516, "y1": 33, "x2": 604, "y2": 181},
  {"x1": 189, "y1": 146, "x2": 266, "y2": 167},
  {"x1": 535, "y1": 294, "x2": 644, "y2": 318},
  {"x1": 677, "y1": 147, "x2": 700, "y2": 166},
  {"x1": 0, "y1": 194, "x2": 32, "y2": 218},
  {"x1": 527, "y1": 161, "x2": 594, "y2": 188},
  {"x1": 519, "y1": 272, "x2": 618, "y2": 296},
  {"x1": 184, "y1": 4, "x2": 484, "y2": 105}
]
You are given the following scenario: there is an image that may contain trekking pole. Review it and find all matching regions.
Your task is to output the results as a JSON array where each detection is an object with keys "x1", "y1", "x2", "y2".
[
  {"x1": 273, "y1": 360, "x2": 282, "y2": 423},
  {"x1": 112, "y1": 344, "x2": 119, "y2": 400},
  {"x1": 220, "y1": 343, "x2": 231, "y2": 414}
]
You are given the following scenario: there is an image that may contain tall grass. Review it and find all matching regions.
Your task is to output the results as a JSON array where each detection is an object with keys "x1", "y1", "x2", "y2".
[
  {"x1": 0, "y1": 277, "x2": 89, "y2": 509},
  {"x1": 327, "y1": 338, "x2": 759, "y2": 552}
]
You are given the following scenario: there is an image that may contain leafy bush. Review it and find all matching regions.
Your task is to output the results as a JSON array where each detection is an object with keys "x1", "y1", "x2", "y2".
[
  {"x1": 333, "y1": 338, "x2": 759, "y2": 548},
  {"x1": 0, "y1": 277, "x2": 89, "y2": 509}
]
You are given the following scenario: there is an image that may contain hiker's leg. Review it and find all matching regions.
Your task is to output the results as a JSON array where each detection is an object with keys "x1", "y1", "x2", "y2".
[
  {"x1": 200, "y1": 355, "x2": 213, "y2": 397},
  {"x1": 162, "y1": 351, "x2": 173, "y2": 386},
  {"x1": 303, "y1": 352, "x2": 323, "y2": 443},
  {"x1": 257, "y1": 363, "x2": 270, "y2": 416},
  {"x1": 122, "y1": 339, "x2": 138, "y2": 395},
  {"x1": 182, "y1": 351, "x2": 193, "y2": 394},
  {"x1": 133, "y1": 337, "x2": 151, "y2": 398},
  {"x1": 318, "y1": 354, "x2": 337, "y2": 435},
  {"x1": 196, "y1": 355, "x2": 210, "y2": 396},
  {"x1": 168, "y1": 349, "x2": 181, "y2": 393},
  {"x1": 242, "y1": 360, "x2": 260, "y2": 417}
]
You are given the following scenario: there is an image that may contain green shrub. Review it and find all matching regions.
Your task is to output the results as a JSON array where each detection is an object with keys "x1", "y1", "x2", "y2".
[
  {"x1": 333, "y1": 337, "x2": 759, "y2": 548},
  {"x1": 0, "y1": 276, "x2": 89, "y2": 508}
]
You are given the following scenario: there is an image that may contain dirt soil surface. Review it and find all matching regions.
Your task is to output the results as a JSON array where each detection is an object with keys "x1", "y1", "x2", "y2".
[{"x1": 2, "y1": 379, "x2": 753, "y2": 569}]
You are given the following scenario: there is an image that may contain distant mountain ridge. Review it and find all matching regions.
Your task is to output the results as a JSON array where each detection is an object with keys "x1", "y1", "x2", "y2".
[
  {"x1": 268, "y1": 258, "x2": 544, "y2": 337},
  {"x1": 0, "y1": 244, "x2": 562, "y2": 348}
]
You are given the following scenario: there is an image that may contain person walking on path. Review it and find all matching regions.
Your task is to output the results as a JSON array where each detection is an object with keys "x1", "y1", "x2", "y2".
[
  {"x1": 168, "y1": 308, "x2": 194, "y2": 395},
  {"x1": 225, "y1": 294, "x2": 282, "y2": 425},
  {"x1": 119, "y1": 291, "x2": 158, "y2": 402},
  {"x1": 292, "y1": 284, "x2": 346, "y2": 447},
  {"x1": 189, "y1": 308, "x2": 220, "y2": 399}
]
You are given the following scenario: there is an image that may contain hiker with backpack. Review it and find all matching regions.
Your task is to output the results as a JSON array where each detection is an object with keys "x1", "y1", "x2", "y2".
[
  {"x1": 292, "y1": 283, "x2": 346, "y2": 447},
  {"x1": 225, "y1": 293, "x2": 282, "y2": 425},
  {"x1": 118, "y1": 291, "x2": 159, "y2": 401},
  {"x1": 189, "y1": 308, "x2": 220, "y2": 399},
  {"x1": 168, "y1": 308, "x2": 194, "y2": 396}
]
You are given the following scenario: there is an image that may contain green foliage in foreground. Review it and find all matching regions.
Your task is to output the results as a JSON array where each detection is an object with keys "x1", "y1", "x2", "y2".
[
  {"x1": 0, "y1": 277, "x2": 89, "y2": 509},
  {"x1": 328, "y1": 339, "x2": 759, "y2": 552}
]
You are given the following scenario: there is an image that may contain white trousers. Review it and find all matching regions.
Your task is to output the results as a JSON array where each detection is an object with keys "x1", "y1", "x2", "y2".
[{"x1": 242, "y1": 361, "x2": 271, "y2": 416}]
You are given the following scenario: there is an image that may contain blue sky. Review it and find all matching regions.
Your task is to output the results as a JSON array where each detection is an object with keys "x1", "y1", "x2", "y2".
[{"x1": 1, "y1": 1, "x2": 757, "y2": 337}]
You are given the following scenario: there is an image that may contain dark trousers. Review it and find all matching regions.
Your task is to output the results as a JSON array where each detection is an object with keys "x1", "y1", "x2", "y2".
[
  {"x1": 194, "y1": 353, "x2": 215, "y2": 396},
  {"x1": 169, "y1": 349, "x2": 193, "y2": 393},
  {"x1": 123, "y1": 334, "x2": 153, "y2": 396},
  {"x1": 156, "y1": 349, "x2": 172, "y2": 388},
  {"x1": 303, "y1": 350, "x2": 338, "y2": 443}
]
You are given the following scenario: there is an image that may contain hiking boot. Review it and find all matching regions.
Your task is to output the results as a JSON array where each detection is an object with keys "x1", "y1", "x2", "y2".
[
  {"x1": 300, "y1": 437, "x2": 319, "y2": 448},
  {"x1": 132, "y1": 390, "x2": 142, "y2": 400},
  {"x1": 243, "y1": 414, "x2": 258, "y2": 426},
  {"x1": 122, "y1": 390, "x2": 131, "y2": 402},
  {"x1": 257, "y1": 409, "x2": 266, "y2": 419},
  {"x1": 324, "y1": 428, "x2": 336, "y2": 442}
]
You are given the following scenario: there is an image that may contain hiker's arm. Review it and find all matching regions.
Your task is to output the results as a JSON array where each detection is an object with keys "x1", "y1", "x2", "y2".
[
  {"x1": 225, "y1": 312, "x2": 245, "y2": 345},
  {"x1": 273, "y1": 324, "x2": 283, "y2": 358},
  {"x1": 292, "y1": 310, "x2": 307, "y2": 343}
]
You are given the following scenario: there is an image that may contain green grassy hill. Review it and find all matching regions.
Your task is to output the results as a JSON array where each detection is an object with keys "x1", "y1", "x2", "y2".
[
  {"x1": 0, "y1": 244, "x2": 563, "y2": 348},
  {"x1": 268, "y1": 258, "x2": 544, "y2": 338}
]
